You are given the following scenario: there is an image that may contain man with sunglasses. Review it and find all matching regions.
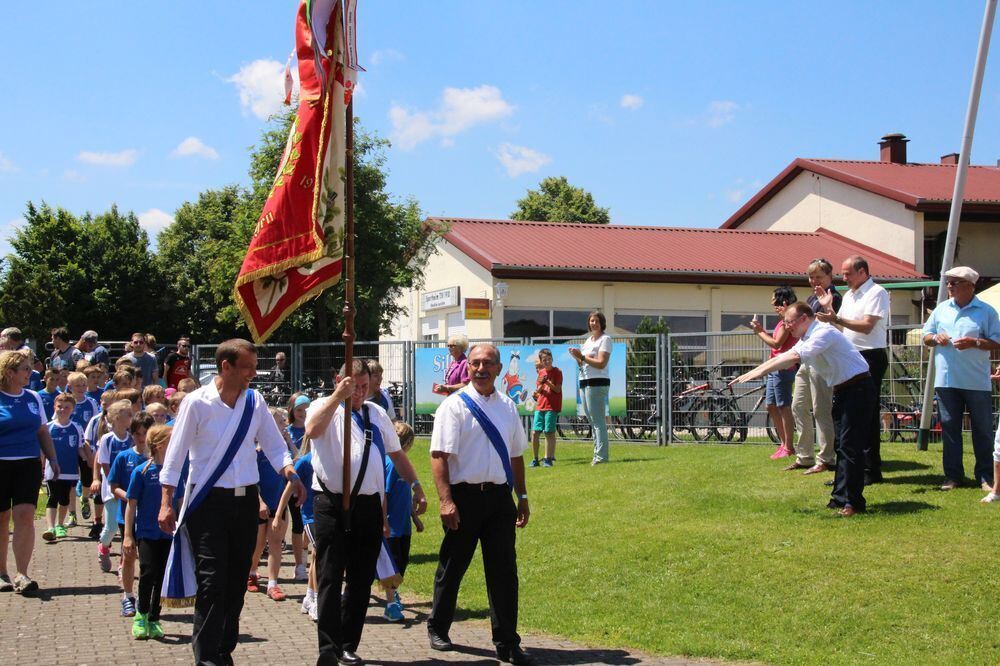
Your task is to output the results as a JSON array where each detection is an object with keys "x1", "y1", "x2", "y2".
[
  {"x1": 922, "y1": 266, "x2": 1000, "y2": 493},
  {"x1": 733, "y1": 302, "x2": 872, "y2": 516},
  {"x1": 122, "y1": 332, "x2": 159, "y2": 388},
  {"x1": 163, "y1": 337, "x2": 193, "y2": 390}
]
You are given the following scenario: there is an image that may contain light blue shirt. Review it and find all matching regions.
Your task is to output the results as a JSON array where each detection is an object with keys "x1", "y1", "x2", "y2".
[{"x1": 922, "y1": 296, "x2": 1000, "y2": 391}]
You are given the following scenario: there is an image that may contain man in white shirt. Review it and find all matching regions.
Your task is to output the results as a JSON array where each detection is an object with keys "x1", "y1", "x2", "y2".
[
  {"x1": 815, "y1": 255, "x2": 890, "y2": 484},
  {"x1": 427, "y1": 344, "x2": 532, "y2": 664},
  {"x1": 305, "y1": 359, "x2": 426, "y2": 666},
  {"x1": 159, "y1": 338, "x2": 305, "y2": 666},
  {"x1": 735, "y1": 303, "x2": 873, "y2": 516}
]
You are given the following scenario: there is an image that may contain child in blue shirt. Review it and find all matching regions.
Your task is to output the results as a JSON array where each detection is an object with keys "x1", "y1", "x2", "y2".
[
  {"x1": 252, "y1": 412, "x2": 290, "y2": 601},
  {"x1": 41, "y1": 393, "x2": 92, "y2": 541},
  {"x1": 123, "y1": 423, "x2": 173, "y2": 640},
  {"x1": 66, "y1": 371, "x2": 99, "y2": 527},
  {"x1": 275, "y1": 440, "x2": 317, "y2": 619},
  {"x1": 283, "y1": 396, "x2": 310, "y2": 580},
  {"x1": 94, "y1": 401, "x2": 134, "y2": 574},
  {"x1": 37, "y1": 369, "x2": 59, "y2": 421},
  {"x1": 109, "y1": 412, "x2": 152, "y2": 617},
  {"x1": 381, "y1": 422, "x2": 422, "y2": 622}
]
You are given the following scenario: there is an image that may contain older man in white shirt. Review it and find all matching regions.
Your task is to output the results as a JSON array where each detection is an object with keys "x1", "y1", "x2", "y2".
[
  {"x1": 159, "y1": 338, "x2": 304, "y2": 666},
  {"x1": 426, "y1": 343, "x2": 532, "y2": 665},
  {"x1": 815, "y1": 255, "x2": 890, "y2": 484},
  {"x1": 735, "y1": 303, "x2": 873, "y2": 517},
  {"x1": 306, "y1": 359, "x2": 426, "y2": 666}
]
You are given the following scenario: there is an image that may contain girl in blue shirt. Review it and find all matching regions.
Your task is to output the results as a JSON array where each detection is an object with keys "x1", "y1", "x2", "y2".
[
  {"x1": 284, "y1": 395, "x2": 310, "y2": 580},
  {"x1": 275, "y1": 438, "x2": 317, "y2": 618},
  {"x1": 109, "y1": 412, "x2": 152, "y2": 617},
  {"x1": 123, "y1": 423, "x2": 173, "y2": 640}
]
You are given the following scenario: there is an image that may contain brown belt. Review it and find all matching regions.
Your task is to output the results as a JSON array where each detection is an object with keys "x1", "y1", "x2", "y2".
[{"x1": 834, "y1": 372, "x2": 871, "y2": 393}]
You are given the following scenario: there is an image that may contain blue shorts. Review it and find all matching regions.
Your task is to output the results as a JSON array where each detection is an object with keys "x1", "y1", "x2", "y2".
[
  {"x1": 532, "y1": 410, "x2": 557, "y2": 433},
  {"x1": 765, "y1": 368, "x2": 796, "y2": 407}
]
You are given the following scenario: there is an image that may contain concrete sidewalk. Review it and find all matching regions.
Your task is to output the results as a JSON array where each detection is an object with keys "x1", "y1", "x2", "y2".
[{"x1": 1, "y1": 518, "x2": 712, "y2": 665}]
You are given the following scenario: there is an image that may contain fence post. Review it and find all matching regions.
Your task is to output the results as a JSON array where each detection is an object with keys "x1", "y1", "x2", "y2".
[{"x1": 664, "y1": 332, "x2": 672, "y2": 445}]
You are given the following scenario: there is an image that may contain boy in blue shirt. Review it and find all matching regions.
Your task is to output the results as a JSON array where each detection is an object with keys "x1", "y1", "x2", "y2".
[
  {"x1": 37, "y1": 369, "x2": 59, "y2": 421},
  {"x1": 123, "y1": 423, "x2": 174, "y2": 639},
  {"x1": 41, "y1": 393, "x2": 92, "y2": 541},
  {"x1": 382, "y1": 422, "x2": 422, "y2": 622},
  {"x1": 109, "y1": 412, "x2": 152, "y2": 617}
]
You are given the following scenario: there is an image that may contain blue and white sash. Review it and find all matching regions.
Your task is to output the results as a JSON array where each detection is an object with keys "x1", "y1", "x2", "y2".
[
  {"x1": 458, "y1": 392, "x2": 514, "y2": 489},
  {"x1": 352, "y1": 407, "x2": 403, "y2": 586},
  {"x1": 162, "y1": 390, "x2": 257, "y2": 603}
]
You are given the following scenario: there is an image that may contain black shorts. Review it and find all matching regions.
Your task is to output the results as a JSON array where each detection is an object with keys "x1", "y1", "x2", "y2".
[
  {"x1": 0, "y1": 458, "x2": 42, "y2": 512},
  {"x1": 46, "y1": 479, "x2": 74, "y2": 508},
  {"x1": 78, "y1": 457, "x2": 93, "y2": 486},
  {"x1": 289, "y1": 499, "x2": 303, "y2": 535}
]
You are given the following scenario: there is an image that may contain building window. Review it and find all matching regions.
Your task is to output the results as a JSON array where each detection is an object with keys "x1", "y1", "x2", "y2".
[
  {"x1": 722, "y1": 313, "x2": 778, "y2": 333},
  {"x1": 446, "y1": 312, "x2": 465, "y2": 338},
  {"x1": 420, "y1": 316, "x2": 439, "y2": 341},
  {"x1": 503, "y1": 309, "x2": 549, "y2": 338},
  {"x1": 552, "y1": 310, "x2": 590, "y2": 337},
  {"x1": 615, "y1": 313, "x2": 707, "y2": 336}
]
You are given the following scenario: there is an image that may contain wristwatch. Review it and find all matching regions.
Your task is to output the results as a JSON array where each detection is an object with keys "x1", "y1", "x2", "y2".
[
  {"x1": 517, "y1": 493, "x2": 528, "y2": 501},
  {"x1": 411, "y1": 479, "x2": 421, "y2": 489}
]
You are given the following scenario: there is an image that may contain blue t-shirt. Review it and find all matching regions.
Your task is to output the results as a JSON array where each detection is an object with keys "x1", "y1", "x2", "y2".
[
  {"x1": 126, "y1": 462, "x2": 172, "y2": 540},
  {"x1": 47, "y1": 421, "x2": 84, "y2": 480},
  {"x1": 72, "y1": 396, "x2": 99, "y2": 431},
  {"x1": 0, "y1": 389, "x2": 46, "y2": 459},
  {"x1": 293, "y1": 453, "x2": 315, "y2": 524},
  {"x1": 86, "y1": 388, "x2": 105, "y2": 404},
  {"x1": 37, "y1": 388, "x2": 57, "y2": 421},
  {"x1": 257, "y1": 449, "x2": 286, "y2": 511},
  {"x1": 97, "y1": 432, "x2": 133, "y2": 502},
  {"x1": 109, "y1": 448, "x2": 147, "y2": 524},
  {"x1": 286, "y1": 424, "x2": 305, "y2": 453},
  {"x1": 384, "y1": 456, "x2": 412, "y2": 537},
  {"x1": 28, "y1": 371, "x2": 43, "y2": 392}
]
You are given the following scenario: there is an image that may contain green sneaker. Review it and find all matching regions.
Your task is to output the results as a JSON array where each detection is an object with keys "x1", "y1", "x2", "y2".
[
  {"x1": 41, "y1": 528, "x2": 56, "y2": 542},
  {"x1": 147, "y1": 620, "x2": 164, "y2": 639},
  {"x1": 132, "y1": 612, "x2": 149, "y2": 639},
  {"x1": 65, "y1": 513, "x2": 78, "y2": 528},
  {"x1": 54, "y1": 525, "x2": 67, "y2": 538}
]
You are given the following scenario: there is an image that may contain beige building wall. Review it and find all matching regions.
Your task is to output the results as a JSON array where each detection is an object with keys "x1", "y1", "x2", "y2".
[
  {"x1": 736, "y1": 172, "x2": 921, "y2": 267},
  {"x1": 924, "y1": 220, "x2": 1000, "y2": 278}
]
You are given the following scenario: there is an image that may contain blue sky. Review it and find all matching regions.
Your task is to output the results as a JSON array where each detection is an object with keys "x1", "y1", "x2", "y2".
[{"x1": 3, "y1": 1, "x2": 1000, "y2": 257}]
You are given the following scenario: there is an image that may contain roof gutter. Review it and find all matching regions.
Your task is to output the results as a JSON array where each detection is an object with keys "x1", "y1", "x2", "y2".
[{"x1": 490, "y1": 264, "x2": 926, "y2": 285}]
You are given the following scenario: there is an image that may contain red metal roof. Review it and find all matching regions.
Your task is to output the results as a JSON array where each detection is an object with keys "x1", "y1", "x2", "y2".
[
  {"x1": 434, "y1": 218, "x2": 924, "y2": 283},
  {"x1": 722, "y1": 158, "x2": 1000, "y2": 229}
]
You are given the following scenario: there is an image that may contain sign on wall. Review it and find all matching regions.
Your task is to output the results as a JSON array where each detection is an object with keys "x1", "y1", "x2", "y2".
[
  {"x1": 421, "y1": 286, "x2": 460, "y2": 311},
  {"x1": 464, "y1": 297, "x2": 491, "y2": 320},
  {"x1": 415, "y1": 343, "x2": 627, "y2": 416}
]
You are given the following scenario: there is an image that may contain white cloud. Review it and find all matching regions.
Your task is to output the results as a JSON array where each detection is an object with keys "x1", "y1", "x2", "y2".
[
  {"x1": 620, "y1": 94, "x2": 644, "y2": 110},
  {"x1": 172, "y1": 137, "x2": 219, "y2": 160},
  {"x1": 370, "y1": 48, "x2": 404, "y2": 66},
  {"x1": 63, "y1": 169, "x2": 87, "y2": 183},
  {"x1": 228, "y1": 59, "x2": 299, "y2": 121},
  {"x1": 496, "y1": 143, "x2": 551, "y2": 177},
  {"x1": 0, "y1": 152, "x2": 14, "y2": 173},
  {"x1": 0, "y1": 218, "x2": 25, "y2": 257},
  {"x1": 704, "y1": 100, "x2": 739, "y2": 128},
  {"x1": 724, "y1": 178, "x2": 762, "y2": 203},
  {"x1": 138, "y1": 208, "x2": 174, "y2": 235},
  {"x1": 76, "y1": 149, "x2": 138, "y2": 167},
  {"x1": 389, "y1": 85, "x2": 514, "y2": 150}
]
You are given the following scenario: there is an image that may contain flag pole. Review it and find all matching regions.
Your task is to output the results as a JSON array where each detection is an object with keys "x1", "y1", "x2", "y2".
[
  {"x1": 341, "y1": 98, "x2": 356, "y2": 510},
  {"x1": 917, "y1": 0, "x2": 997, "y2": 450}
]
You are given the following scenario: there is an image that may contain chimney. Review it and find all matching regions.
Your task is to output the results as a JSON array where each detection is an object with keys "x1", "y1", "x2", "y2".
[
  {"x1": 940, "y1": 153, "x2": 959, "y2": 165},
  {"x1": 879, "y1": 133, "x2": 909, "y2": 164}
]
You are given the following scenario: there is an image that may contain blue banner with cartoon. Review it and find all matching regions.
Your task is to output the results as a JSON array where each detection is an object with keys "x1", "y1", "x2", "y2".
[{"x1": 415, "y1": 343, "x2": 627, "y2": 416}]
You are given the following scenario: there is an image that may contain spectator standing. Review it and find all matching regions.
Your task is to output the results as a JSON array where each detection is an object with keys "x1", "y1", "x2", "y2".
[
  {"x1": 366, "y1": 359, "x2": 397, "y2": 420},
  {"x1": 123, "y1": 333, "x2": 159, "y2": 388},
  {"x1": 569, "y1": 311, "x2": 613, "y2": 466},
  {"x1": 922, "y1": 266, "x2": 1000, "y2": 492},
  {"x1": 816, "y1": 255, "x2": 890, "y2": 484},
  {"x1": 529, "y1": 348, "x2": 562, "y2": 467},
  {"x1": 438, "y1": 335, "x2": 470, "y2": 395},
  {"x1": 162, "y1": 337, "x2": 192, "y2": 390},
  {"x1": 750, "y1": 287, "x2": 799, "y2": 461},
  {"x1": 49, "y1": 327, "x2": 83, "y2": 372},
  {"x1": 77, "y1": 330, "x2": 109, "y2": 367},
  {"x1": 792, "y1": 258, "x2": 842, "y2": 475}
]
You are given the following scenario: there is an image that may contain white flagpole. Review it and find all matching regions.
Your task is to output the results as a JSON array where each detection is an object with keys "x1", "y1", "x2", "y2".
[{"x1": 917, "y1": 0, "x2": 997, "y2": 449}]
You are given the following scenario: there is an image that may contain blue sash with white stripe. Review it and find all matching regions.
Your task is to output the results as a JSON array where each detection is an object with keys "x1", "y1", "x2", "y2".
[{"x1": 458, "y1": 392, "x2": 514, "y2": 489}]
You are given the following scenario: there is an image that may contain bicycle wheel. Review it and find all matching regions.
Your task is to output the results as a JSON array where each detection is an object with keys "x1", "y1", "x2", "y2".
[
  {"x1": 689, "y1": 397, "x2": 716, "y2": 442},
  {"x1": 711, "y1": 399, "x2": 744, "y2": 442},
  {"x1": 571, "y1": 417, "x2": 592, "y2": 440},
  {"x1": 765, "y1": 412, "x2": 779, "y2": 443}
]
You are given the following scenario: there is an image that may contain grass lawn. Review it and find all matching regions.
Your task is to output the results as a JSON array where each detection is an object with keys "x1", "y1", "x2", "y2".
[{"x1": 400, "y1": 437, "x2": 999, "y2": 665}]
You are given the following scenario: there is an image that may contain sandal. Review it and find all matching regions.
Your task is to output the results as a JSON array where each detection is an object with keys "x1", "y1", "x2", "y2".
[
  {"x1": 13, "y1": 574, "x2": 38, "y2": 595},
  {"x1": 0, "y1": 574, "x2": 13, "y2": 592}
]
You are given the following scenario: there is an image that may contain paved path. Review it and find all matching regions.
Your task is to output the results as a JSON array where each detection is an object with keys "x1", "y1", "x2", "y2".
[{"x1": 1, "y1": 518, "x2": 717, "y2": 665}]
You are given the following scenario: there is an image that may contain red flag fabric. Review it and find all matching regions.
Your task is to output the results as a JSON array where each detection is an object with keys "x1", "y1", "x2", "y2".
[{"x1": 234, "y1": 1, "x2": 354, "y2": 343}]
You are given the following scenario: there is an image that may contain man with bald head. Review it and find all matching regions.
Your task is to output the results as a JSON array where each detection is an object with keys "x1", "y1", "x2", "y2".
[{"x1": 426, "y1": 343, "x2": 533, "y2": 665}]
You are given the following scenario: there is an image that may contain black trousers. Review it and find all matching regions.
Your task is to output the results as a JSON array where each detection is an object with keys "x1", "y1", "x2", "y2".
[
  {"x1": 830, "y1": 379, "x2": 876, "y2": 511},
  {"x1": 45, "y1": 479, "x2": 74, "y2": 508},
  {"x1": 313, "y1": 492, "x2": 382, "y2": 663},
  {"x1": 428, "y1": 483, "x2": 520, "y2": 648},
  {"x1": 185, "y1": 488, "x2": 259, "y2": 666},
  {"x1": 137, "y1": 537, "x2": 172, "y2": 620},
  {"x1": 859, "y1": 347, "x2": 888, "y2": 480}
]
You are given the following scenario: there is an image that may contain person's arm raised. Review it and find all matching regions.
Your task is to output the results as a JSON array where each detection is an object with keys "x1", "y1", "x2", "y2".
[{"x1": 304, "y1": 377, "x2": 354, "y2": 439}]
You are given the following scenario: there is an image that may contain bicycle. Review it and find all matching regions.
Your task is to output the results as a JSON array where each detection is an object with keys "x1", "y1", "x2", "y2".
[{"x1": 706, "y1": 380, "x2": 778, "y2": 443}]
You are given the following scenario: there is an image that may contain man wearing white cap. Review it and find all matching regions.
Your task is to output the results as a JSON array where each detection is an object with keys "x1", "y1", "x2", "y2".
[{"x1": 922, "y1": 266, "x2": 1000, "y2": 493}]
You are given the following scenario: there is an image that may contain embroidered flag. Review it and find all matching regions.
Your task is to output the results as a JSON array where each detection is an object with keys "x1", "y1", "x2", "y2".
[{"x1": 233, "y1": 0, "x2": 360, "y2": 344}]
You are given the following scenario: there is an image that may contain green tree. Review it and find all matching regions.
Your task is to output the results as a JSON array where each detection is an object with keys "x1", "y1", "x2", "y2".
[{"x1": 511, "y1": 176, "x2": 610, "y2": 224}]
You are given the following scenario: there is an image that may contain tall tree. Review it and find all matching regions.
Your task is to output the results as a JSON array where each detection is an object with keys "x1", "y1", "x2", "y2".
[{"x1": 511, "y1": 176, "x2": 610, "y2": 224}]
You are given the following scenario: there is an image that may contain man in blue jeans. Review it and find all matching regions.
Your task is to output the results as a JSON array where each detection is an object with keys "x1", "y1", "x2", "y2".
[{"x1": 922, "y1": 266, "x2": 1000, "y2": 492}]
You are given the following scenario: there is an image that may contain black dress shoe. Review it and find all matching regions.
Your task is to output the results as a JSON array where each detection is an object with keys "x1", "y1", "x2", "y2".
[
  {"x1": 497, "y1": 644, "x2": 534, "y2": 665},
  {"x1": 338, "y1": 650, "x2": 364, "y2": 665},
  {"x1": 826, "y1": 499, "x2": 844, "y2": 510},
  {"x1": 428, "y1": 629, "x2": 453, "y2": 651}
]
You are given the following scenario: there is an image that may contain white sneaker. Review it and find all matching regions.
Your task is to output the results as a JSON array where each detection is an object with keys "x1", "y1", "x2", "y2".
[
  {"x1": 981, "y1": 492, "x2": 1000, "y2": 503},
  {"x1": 294, "y1": 564, "x2": 308, "y2": 581},
  {"x1": 308, "y1": 600, "x2": 318, "y2": 622},
  {"x1": 300, "y1": 595, "x2": 314, "y2": 614}
]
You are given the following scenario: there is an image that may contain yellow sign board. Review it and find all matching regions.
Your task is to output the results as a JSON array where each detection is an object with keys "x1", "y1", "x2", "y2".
[{"x1": 465, "y1": 297, "x2": 491, "y2": 320}]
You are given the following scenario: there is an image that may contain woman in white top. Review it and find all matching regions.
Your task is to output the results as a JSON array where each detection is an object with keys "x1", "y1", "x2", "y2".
[{"x1": 569, "y1": 311, "x2": 613, "y2": 465}]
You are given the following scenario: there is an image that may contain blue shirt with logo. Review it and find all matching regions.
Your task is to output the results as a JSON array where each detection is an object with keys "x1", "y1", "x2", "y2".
[
  {"x1": 109, "y1": 447, "x2": 147, "y2": 525},
  {"x1": 28, "y1": 371, "x2": 43, "y2": 391},
  {"x1": 37, "y1": 389, "x2": 57, "y2": 421},
  {"x1": 257, "y1": 448, "x2": 286, "y2": 512},
  {"x1": 126, "y1": 462, "x2": 172, "y2": 541},
  {"x1": 47, "y1": 421, "x2": 84, "y2": 480},
  {"x1": 293, "y1": 453, "x2": 315, "y2": 524},
  {"x1": 0, "y1": 389, "x2": 46, "y2": 459},
  {"x1": 71, "y1": 396, "x2": 99, "y2": 432},
  {"x1": 923, "y1": 295, "x2": 1000, "y2": 391},
  {"x1": 384, "y1": 456, "x2": 412, "y2": 537},
  {"x1": 86, "y1": 388, "x2": 105, "y2": 404}
]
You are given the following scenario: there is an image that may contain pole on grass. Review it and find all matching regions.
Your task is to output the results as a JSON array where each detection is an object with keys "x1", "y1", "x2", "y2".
[
  {"x1": 917, "y1": 0, "x2": 997, "y2": 451},
  {"x1": 341, "y1": 99, "x2": 356, "y2": 509}
]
